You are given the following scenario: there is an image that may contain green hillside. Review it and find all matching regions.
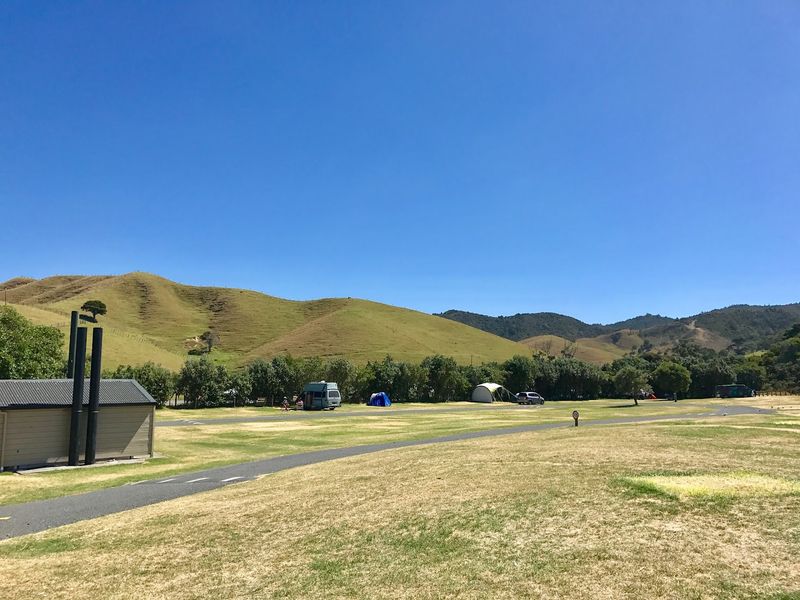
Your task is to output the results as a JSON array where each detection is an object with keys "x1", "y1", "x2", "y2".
[
  {"x1": 440, "y1": 303, "x2": 800, "y2": 357},
  {"x1": 1, "y1": 273, "x2": 529, "y2": 369},
  {"x1": 436, "y1": 310, "x2": 606, "y2": 341},
  {"x1": 685, "y1": 304, "x2": 800, "y2": 350}
]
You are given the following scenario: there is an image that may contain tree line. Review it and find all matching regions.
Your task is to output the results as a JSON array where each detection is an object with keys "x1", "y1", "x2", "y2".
[
  {"x1": 106, "y1": 325, "x2": 800, "y2": 408},
  {"x1": 1, "y1": 305, "x2": 798, "y2": 408}
]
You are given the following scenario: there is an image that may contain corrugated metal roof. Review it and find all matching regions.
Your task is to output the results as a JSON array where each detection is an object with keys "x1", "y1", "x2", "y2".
[{"x1": 0, "y1": 379, "x2": 156, "y2": 409}]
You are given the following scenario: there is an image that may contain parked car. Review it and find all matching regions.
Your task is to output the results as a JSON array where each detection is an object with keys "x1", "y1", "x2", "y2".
[{"x1": 516, "y1": 391, "x2": 545, "y2": 405}]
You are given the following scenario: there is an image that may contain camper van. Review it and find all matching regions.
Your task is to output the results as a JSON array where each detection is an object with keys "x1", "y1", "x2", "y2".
[
  {"x1": 301, "y1": 382, "x2": 342, "y2": 410},
  {"x1": 714, "y1": 384, "x2": 755, "y2": 398}
]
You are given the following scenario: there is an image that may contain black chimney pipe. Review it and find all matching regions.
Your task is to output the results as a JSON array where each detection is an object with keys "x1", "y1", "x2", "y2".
[
  {"x1": 85, "y1": 328, "x2": 103, "y2": 465},
  {"x1": 68, "y1": 327, "x2": 87, "y2": 466},
  {"x1": 66, "y1": 311, "x2": 79, "y2": 378}
]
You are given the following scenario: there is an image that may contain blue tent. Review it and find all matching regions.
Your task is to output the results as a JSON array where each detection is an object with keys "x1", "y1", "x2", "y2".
[{"x1": 367, "y1": 392, "x2": 391, "y2": 407}]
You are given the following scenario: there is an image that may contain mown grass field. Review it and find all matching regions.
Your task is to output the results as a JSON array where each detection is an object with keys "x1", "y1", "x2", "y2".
[
  {"x1": 0, "y1": 399, "x2": 722, "y2": 506},
  {"x1": 1, "y1": 273, "x2": 529, "y2": 368},
  {"x1": 1, "y1": 400, "x2": 798, "y2": 599}
]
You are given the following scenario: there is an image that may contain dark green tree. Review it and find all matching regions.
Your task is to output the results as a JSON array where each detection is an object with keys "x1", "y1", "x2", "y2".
[
  {"x1": 735, "y1": 360, "x2": 766, "y2": 391},
  {"x1": 530, "y1": 356, "x2": 559, "y2": 398},
  {"x1": 613, "y1": 366, "x2": 649, "y2": 405},
  {"x1": 782, "y1": 323, "x2": 800, "y2": 340},
  {"x1": 325, "y1": 357, "x2": 357, "y2": 402},
  {"x1": 361, "y1": 356, "x2": 402, "y2": 399},
  {"x1": 81, "y1": 300, "x2": 107, "y2": 321},
  {"x1": 199, "y1": 330, "x2": 220, "y2": 353},
  {"x1": 270, "y1": 355, "x2": 298, "y2": 400},
  {"x1": 226, "y1": 370, "x2": 253, "y2": 407},
  {"x1": 651, "y1": 361, "x2": 691, "y2": 399},
  {"x1": 295, "y1": 356, "x2": 325, "y2": 389},
  {"x1": 394, "y1": 362, "x2": 429, "y2": 402},
  {"x1": 108, "y1": 362, "x2": 176, "y2": 407},
  {"x1": 502, "y1": 355, "x2": 535, "y2": 393},
  {"x1": 690, "y1": 359, "x2": 736, "y2": 397},
  {"x1": 762, "y1": 327, "x2": 800, "y2": 392},
  {"x1": 552, "y1": 357, "x2": 605, "y2": 400},
  {"x1": 247, "y1": 359, "x2": 278, "y2": 403},
  {"x1": 462, "y1": 362, "x2": 506, "y2": 390},
  {"x1": 176, "y1": 357, "x2": 229, "y2": 408},
  {"x1": 421, "y1": 355, "x2": 468, "y2": 402},
  {"x1": 0, "y1": 306, "x2": 64, "y2": 379}
]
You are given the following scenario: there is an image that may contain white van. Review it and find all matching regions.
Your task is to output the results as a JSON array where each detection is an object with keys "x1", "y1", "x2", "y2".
[{"x1": 301, "y1": 382, "x2": 342, "y2": 410}]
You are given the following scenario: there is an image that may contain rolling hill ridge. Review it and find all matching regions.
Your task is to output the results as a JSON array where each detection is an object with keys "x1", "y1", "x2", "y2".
[
  {"x1": 1, "y1": 273, "x2": 529, "y2": 369},
  {"x1": 438, "y1": 302, "x2": 800, "y2": 362}
]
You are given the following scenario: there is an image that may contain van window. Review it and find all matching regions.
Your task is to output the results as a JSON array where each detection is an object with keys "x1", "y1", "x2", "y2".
[{"x1": 329, "y1": 391, "x2": 340, "y2": 398}]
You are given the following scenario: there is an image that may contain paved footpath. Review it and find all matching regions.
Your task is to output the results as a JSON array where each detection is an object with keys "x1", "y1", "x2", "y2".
[{"x1": 0, "y1": 405, "x2": 767, "y2": 540}]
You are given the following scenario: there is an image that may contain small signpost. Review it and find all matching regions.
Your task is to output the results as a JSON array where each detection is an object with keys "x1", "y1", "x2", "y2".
[{"x1": 572, "y1": 410, "x2": 580, "y2": 427}]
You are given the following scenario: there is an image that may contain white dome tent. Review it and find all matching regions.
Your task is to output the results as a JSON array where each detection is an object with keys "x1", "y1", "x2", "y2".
[{"x1": 470, "y1": 382, "x2": 516, "y2": 403}]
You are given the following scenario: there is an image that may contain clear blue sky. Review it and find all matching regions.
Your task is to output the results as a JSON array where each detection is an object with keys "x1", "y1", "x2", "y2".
[{"x1": 2, "y1": 1, "x2": 798, "y2": 324}]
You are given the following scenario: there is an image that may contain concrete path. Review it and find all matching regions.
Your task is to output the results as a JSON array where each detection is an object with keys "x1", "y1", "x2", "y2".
[{"x1": 0, "y1": 405, "x2": 767, "y2": 540}]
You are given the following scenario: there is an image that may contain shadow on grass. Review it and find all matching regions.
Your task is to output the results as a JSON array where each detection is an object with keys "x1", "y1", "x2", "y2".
[{"x1": 602, "y1": 403, "x2": 640, "y2": 409}]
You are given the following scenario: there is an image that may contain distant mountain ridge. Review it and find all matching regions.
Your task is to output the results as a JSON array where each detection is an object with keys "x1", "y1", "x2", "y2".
[
  {"x1": 435, "y1": 310, "x2": 606, "y2": 342},
  {"x1": 438, "y1": 303, "x2": 800, "y2": 357}
]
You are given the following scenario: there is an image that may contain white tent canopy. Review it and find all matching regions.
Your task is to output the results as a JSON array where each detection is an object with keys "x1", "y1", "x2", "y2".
[{"x1": 470, "y1": 383, "x2": 515, "y2": 403}]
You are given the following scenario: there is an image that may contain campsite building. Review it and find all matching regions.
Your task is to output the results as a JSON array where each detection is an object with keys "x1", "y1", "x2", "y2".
[{"x1": 0, "y1": 379, "x2": 155, "y2": 471}]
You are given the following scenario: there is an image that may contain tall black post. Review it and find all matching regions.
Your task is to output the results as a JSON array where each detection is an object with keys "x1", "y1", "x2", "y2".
[
  {"x1": 85, "y1": 328, "x2": 103, "y2": 465},
  {"x1": 66, "y1": 311, "x2": 79, "y2": 378},
  {"x1": 68, "y1": 327, "x2": 87, "y2": 466}
]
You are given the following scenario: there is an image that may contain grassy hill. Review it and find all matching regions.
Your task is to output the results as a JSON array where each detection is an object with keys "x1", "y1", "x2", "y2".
[
  {"x1": 440, "y1": 303, "x2": 800, "y2": 361},
  {"x1": 437, "y1": 310, "x2": 606, "y2": 341},
  {"x1": 687, "y1": 304, "x2": 800, "y2": 349},
  {"x1": 1, "y1": 273, "x2": 529, "y2": 369},
  {"x1": 519, "y1": 330, "x2": 643, "y2": 364}
]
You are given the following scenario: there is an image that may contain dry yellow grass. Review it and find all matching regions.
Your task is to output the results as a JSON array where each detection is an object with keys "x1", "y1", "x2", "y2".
[
  {"x1": 629, "y1": 472, "x2": 800, "y2": 498},
  {"x1": 0, "y1": 398, "x2": 747, "y2": 506},
  {"x1": 519, "y1": 331, "x2": 642, "y2": 364},
  {"x1": 706, "y1": 394, "x2": 800, "y2": 415},
  {"x1": 2, "y1": 413, "x2": 799, "y2": 599}
]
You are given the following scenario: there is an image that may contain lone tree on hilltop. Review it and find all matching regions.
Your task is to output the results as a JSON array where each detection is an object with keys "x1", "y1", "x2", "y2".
[
  {"x1": 613, "y1": 366, "x2": 649, "y2": 406},
  {"x1": 81, "y1": 300, "x2": 107, "y2": 321}
]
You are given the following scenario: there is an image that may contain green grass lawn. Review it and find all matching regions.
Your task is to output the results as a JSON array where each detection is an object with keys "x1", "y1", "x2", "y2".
[
  {"x1": 1, "y1": 410, "x2": 799, "y2": 598},
  {"x1": 1, "y1": 399, "x2": 723, "y2": 506}
]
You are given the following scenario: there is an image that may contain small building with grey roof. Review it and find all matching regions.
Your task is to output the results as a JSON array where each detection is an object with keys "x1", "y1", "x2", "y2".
[{"x1": 0, "y1": 379, "x2": 155, "y2": 471}]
